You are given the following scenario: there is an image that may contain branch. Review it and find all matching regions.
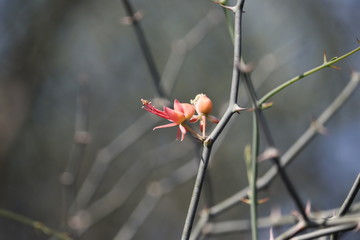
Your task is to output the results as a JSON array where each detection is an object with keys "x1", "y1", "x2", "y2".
[
  {"x1": 160, "y1": 9, "x2": 223, "y2": 95},
  {"x1": 121, "y1": 0, "x2": 167, "y2": 98},
  {"x1": 0, "y1": 208, "x2": 72, "y2": 240},
  {"x1": 258, "y1": 45, "x2": 360, "y2": 105},
  {"x1": 69, "y1": 114, "x2": 159, "y2": 213},
  {"x1": 180, "y1": 1, "x2": 246, "y2": 240},
  {"x1": 338, "y1": 173, "x2": 360, "y2": 217},
  {"x1": 200, "y1": 203, "x2": 360, "y2": 237}
]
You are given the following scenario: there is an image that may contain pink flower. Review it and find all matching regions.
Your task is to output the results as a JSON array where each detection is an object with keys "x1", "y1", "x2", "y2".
[{"x1": 141, "y1": 99, "x2": 195, "y2": 141}]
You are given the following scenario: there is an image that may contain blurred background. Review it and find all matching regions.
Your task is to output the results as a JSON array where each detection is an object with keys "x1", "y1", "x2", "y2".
[{"x1": 0, "y1": 0, "x2": 359, "y2": 239}]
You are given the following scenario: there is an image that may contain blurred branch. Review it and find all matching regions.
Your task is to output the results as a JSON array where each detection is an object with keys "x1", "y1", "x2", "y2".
[
  {"x1": 181, "y1": 1, "x2": 246, "y2": 240},
  {"x1": 203, "y1": 202, "x2": 360, "y2": 236},
  {"x1": 60, "y1": 75, "x2": 90, "y2": 224},
  {"x1": 338, "y1": 173, "x2": 360, "y2": 217},
  {"x1": 331, "y1": 173, "x2": 360, "y2": 239},
  {"x1": 190, "y1": 72, "x2": 360, "y2": 239},
  {"x1": 121, "y1": 0, "x2": 167, "y2": 98},
  {"x1": 258, "y1": 45, "x2": 360, "y2": 105},
  {"x1": 160, "y1": 9, "x2": 223, "y2": 95},
  {"x1": 69, "y1": 140, "x2": 191, "y2": 234},
  {"x1": 112, "y1": 159, "x2": 198, "y2": 240},
  {"x1": 70, "y1": 114, "x2": 160, "y2": 212},
  {"x1": 0, "y1": 208, "x2": 73, "y2": 240}
]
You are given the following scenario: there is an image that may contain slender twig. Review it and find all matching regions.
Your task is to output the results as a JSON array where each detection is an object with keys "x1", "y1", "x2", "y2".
[
  {"x1": 69, "y1": 114, "x2": 159, "y2": 213},
  {"x1": 0, "y1": 208, "x2": 73, "y2": 240},
  {"x1": 112, "y1": 160, "x2": 198, "y2": 240},
  {"x1": 60, "y1": 75, "x2": 90, "y2": 225},
  {"x1": 201, "y1": 203, "x2": 360, "y2": 237},
  {"x1": 249, "y1": 93, "x2": 260, "y2": 239},
  {"x1": 121, "y1": 0, "x2": 167, "y2": 98},
  {"x1": 70, "y1": 140, "x2": 191, "y2": 234},
  {"x1": 180, "y1": 1, "x2": 246, "y2": 239},
  {"x1": 331, "y1": 173, "x2": 360, "y2": 239},
  {"x1": 290, "y1": 223, "x2": 358, "y2": 240},
  {"x1": 160, "y1": 9, "x2": 223, "y2": 95},
  {"x1": 258, "y1": 46, "x2": 360, "y2": 105},
  {"x1": 242, "y1": 72, "x2": 309, "y2": 223},
  {"x1": 338, "y1": 173, "x2": 360, "y2": 217}
]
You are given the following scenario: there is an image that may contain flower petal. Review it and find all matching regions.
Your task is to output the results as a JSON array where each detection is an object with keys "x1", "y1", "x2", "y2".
[
  {"x1": 179, "y1": 124, "x2": 187, "y2": 141},
  {"x1": 181, "y1": 103, "x2": 195, "y2": 120},
  {"x1": 173, "y1": 99, "x2": 184, "y2": 113},
  {"x1": 153, "y1": 122, "x2": 179, "y2": 130},
  {"x1": 141, "y1": 100, "x2": 169, "y2": 119},
  {"x1": 189, "y1": 115, "x2": 200, "y2": 123},
  {"x1": 164, "y1": 107, "x2": 185, "y2": 124},
  {"x1": 207, "y1": 115, "x2": 220, "y2": 123}
]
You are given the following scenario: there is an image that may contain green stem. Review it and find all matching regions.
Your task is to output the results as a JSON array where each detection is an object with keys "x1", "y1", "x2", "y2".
[
  {"x1": 0, "y1": 208, "x2": 73, "y2": 240},
  {"x1": 258, "y1": 46, "x2": 360, "y2": 105},
  {"x1": 250, "y1": 110, "x2": 259, "y2": 240}
]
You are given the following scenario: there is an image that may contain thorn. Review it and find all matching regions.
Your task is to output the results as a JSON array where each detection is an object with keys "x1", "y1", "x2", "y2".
[
  {"x1": 233, "y1": 104, "x2": 247, "y2": 113},
  {"x1": 238, "y1": 60, "x2": 255, "y2": 73},
  {"x1": 260, "y1": 102, "x2": 274, "y2": 110},
  {"x1": 323, "y1": 50, "x2": 328, "y2": 63},
  {"x1": 120, "y1": 10, "x2": 144, "y2": 25},
  {"x1": 257, "y1": 147, "x2": 280, "y2": 162},
  {"x1": 240, "y1": 197, "x2": 270, "y2": 204},
  {"x1": 311, "y1": 120, "x2": 329, "y2": 135},
  {"x1": 357, "y1": 37, "x2": 360, "y2": 44},
  {"x1": 305, "y1": 200, "x2": 312, "y2": 215},
  {"x1": 214, "y1": 2, "x2": 237, "y2": 12},
  {"x1": 329, "y1": 65, "x2": 342, "y2": 70},
  {"x1": 269, "y1": 228, "x2": 275, "y2": 240}
]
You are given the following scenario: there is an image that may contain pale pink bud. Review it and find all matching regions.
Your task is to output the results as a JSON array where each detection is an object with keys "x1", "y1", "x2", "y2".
[{"x1": 192, "y1": 94, "x2": 213, "y2": 115}]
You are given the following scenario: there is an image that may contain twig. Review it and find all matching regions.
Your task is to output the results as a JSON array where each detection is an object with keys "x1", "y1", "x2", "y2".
[
  {"x1": 201, "y1": 203, "x2": 360, "y2": 236},
  {"x1": 0, "y1": 208, "x2": 73, "y2": 240},
  {"x1": 69, "y1": 114, "x2": 159, "y2": 213},
  {"x1": 112, "y1": 160, "x2": 198, "y2": 240},
  {"x1": 242, "y1": 71, "x2": 309, "y2": 223},
  {"x1": 60, "y1": 75, "x2": 90, "y2": 226},
  {"x1": 249, "y1": 93, "x2": 260, "y2": 239},
  {"x1": 160, "y1": 9, "x2": 223, "y2": 95},
  {"x1": 290, "y1": 223, "x2": 358, "y2": 240},
  {"x1": 258, "y1": 46, "x2": 360, "y2": 105},
  {"x1": 69, "y1": 140, "x2": 191, "y2": 234},
  {"x1": 180, "y1": 1, "x2": 246, "y2": 240},
  {"x1": 338, "y1": 173, "x2": 360, "y2": 217},
  {"x1": 331, "y1": 173, "x2": 360, "y2": 239},
  {"x1": 121, "y1": 0, "x2": 167, "y2": 98}
]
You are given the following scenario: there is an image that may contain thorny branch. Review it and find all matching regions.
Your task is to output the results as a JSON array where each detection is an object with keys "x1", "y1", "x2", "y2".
[
  {"x1": 190, "y1": 72, "x2": 360, "y2": 239},
  {"x1": 181, "y1": 1, "x2": 246, "y2": 240}
]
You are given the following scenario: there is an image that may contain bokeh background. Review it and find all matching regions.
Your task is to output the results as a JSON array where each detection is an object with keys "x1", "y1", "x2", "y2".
[{"x1": 0, "y1": 0, "x2": 359, "y2": 239}]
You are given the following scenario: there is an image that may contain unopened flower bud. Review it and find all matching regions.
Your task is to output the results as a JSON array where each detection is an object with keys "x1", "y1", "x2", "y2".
[{"x1": 191, "y1": 94, "x2": 213, "y2": 115}]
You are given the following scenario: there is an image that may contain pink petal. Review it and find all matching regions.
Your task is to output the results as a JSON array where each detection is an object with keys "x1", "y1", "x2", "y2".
[
  {"x1": 173, "y1": 99, "x2": 184, "y2": 113},
  {"x1": 176, "y1": 127, "x2": 181, "y2": 140},
  {"x1": 179, "y1": 124, "x2": 187, "y2": 141},
  {"x1": 153, "y1": 122, "x2": 178, "y2": 130},
  {"x1": 207, "y1": 115, "x2": 220, "y2": 123},
  {"x1": 164, "y1": 107, "x2": 185, "y2": 124},
  {"x1": 189, "y1": 115, "x2": 200, "y2": 123}
]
